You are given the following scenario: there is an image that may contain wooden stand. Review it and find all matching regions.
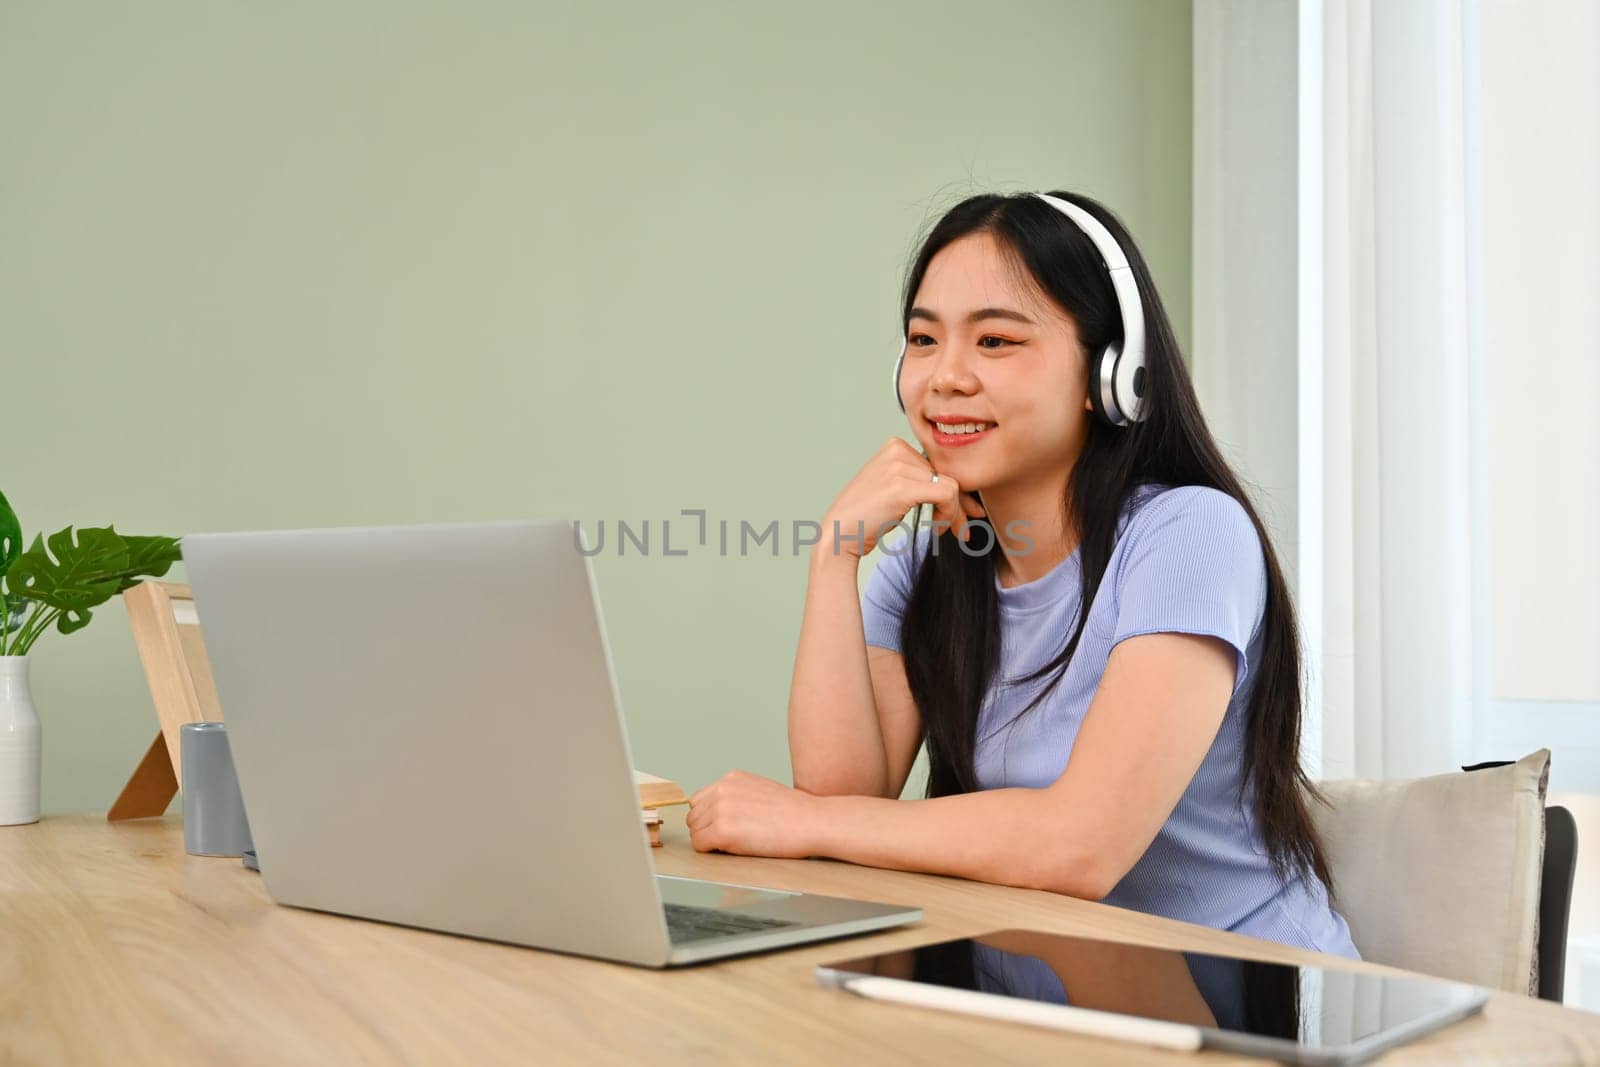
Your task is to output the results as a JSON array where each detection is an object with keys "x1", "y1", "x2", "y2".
[{"x1": 110, "y1": 581, "x2": 221, "y2": 820}]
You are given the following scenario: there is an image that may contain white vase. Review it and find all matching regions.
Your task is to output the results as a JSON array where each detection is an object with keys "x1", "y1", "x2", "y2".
[{"x1": 0, "y1": 656, "x2": 41, "y2": 825}]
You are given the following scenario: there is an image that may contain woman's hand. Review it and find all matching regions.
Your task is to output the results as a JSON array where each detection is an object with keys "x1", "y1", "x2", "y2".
[
  {"x1": 818, "y1": 437, "x2": 987, "y2": 561},
  {"x1": 686, "y1": 770, "x2": 826, "y2": 859}
]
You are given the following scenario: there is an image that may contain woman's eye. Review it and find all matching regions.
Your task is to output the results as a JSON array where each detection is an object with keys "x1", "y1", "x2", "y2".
[{"x1": 906, "y1": 334, "x2": 1017, "y2": 350}]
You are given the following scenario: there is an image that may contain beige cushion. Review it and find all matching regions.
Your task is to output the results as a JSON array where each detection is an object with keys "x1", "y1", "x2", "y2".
[{"x1": 1309, "y1": 748, "x2": 1550, "y2": 996}]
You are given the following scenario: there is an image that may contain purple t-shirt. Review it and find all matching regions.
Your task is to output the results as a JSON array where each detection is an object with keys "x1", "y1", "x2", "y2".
[{"x1": 861, "y1": 481, "x2": 1360, "y2": 959}]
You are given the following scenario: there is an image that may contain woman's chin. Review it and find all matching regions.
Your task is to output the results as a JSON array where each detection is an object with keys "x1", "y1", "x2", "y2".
[{"x1": 928, "y1": 453, "x2": 991, "y2": 486}]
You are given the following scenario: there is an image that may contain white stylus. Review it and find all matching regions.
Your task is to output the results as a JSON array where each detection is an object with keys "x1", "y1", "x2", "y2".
[{"x1": 839, "y1": 976, "x2": 1206, "y2": 1053}]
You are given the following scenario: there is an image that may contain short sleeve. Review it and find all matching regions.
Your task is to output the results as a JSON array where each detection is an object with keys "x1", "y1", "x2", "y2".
[
  {"x1": 859, "y1": 528, "x2": 930, "y2": 653},
  {"x1": 1109, "y1": 486, "x2": 1268, "y2": 702}
]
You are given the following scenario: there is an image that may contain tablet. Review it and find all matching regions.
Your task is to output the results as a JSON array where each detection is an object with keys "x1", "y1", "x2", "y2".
[{"x1": 815, "y1": 930, "x2": 1489, "y2": 1066}]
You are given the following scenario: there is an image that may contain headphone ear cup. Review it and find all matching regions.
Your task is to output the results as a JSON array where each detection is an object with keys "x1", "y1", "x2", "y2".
[
  {"x1": 1124, "y1": 369, "x2": 1147, "y2": 422},
  {"x1": 893, "y1": 337, "x2": 907, "y2": 414},
  {"x1": 1086, "y1": 346, "x2": 1117, "y2": 425},
  {"x1": 1117, "y1": 355, "x2": 1149, "y2": 424}
]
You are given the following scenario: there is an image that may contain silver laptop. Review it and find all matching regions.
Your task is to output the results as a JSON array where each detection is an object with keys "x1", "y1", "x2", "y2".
[{"x1": 181, "y1": 519, "x2": 921, "y2": 967}]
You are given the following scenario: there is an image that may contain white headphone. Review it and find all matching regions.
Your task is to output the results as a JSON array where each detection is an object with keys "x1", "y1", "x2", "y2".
[{"x1": 893, "y1": 191, "x2": 1149, "y2": 427}]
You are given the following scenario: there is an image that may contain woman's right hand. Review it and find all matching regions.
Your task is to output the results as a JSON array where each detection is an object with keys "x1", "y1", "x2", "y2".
[{"x1": 817, "y1": 438, "x2": 988, "y2": 562}]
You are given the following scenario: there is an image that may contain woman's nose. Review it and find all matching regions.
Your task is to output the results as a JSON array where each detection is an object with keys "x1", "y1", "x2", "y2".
[{"x1": 929, "y1": 343, "x2": 980, "y2": 395}]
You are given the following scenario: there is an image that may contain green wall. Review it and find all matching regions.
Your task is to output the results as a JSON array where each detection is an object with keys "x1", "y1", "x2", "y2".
[{"x1": 1, "y1": 1, "x2": 1191, "y2": 815}]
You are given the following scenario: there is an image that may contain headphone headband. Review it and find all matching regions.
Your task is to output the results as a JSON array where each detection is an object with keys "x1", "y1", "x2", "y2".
[{"x1": 894, "y1": 191, "x2": 1149, "y2": 426}]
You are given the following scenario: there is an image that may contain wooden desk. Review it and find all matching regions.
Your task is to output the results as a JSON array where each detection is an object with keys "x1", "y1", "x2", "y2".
[{"x1": 4, "y1": 809, "x2": 1598, "y2": 1065}]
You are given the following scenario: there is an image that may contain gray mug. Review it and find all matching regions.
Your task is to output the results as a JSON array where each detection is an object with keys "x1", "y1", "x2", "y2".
[{"x1": 181, "y1": 722, "x2": 254, "y2": 857}]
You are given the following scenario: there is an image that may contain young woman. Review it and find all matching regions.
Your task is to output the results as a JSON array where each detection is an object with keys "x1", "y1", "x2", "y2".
[{"x1": 685, "y1": 189, "x2": 1360, "y2": 959}]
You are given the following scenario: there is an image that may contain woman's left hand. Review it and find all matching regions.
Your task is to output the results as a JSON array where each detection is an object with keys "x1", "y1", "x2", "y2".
[{"x1": 686, "y1": 770, "x2": 824, "y2": 859}]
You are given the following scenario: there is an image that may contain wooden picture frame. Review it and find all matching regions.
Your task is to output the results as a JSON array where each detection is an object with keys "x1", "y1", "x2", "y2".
[{"x1": 110, "y1": 581, "x2": 221, "y2": 820}]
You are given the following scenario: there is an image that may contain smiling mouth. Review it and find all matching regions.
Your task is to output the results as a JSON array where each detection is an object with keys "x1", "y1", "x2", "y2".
[{"x1": 928, "y1": 419, "x2": 996, "y2": 436}]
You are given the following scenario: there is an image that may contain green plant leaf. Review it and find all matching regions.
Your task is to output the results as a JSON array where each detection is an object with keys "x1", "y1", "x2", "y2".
[
  {"x1": 4, "y1": 527, "x2": 129, "y2": 635},
  {"x1": 0, "y1": 489, "x2": 20, "y2": 580},
  {"x1": 3, "y1": 526, "x2": 184, "y2": 647},
  {"x1": 0, "y1": 490, "x2": 19, "y2": 652},
  {"x1": 118, "y1": 534, "x2": 183, "y2": 586},
  {"x1": 110, "y1": 534, "x2": 183, "y2": 591}
]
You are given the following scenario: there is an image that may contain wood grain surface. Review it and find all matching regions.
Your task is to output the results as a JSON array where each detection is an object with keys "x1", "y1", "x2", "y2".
[{"x1": 2, "y1": 809, "x2": 1597, "y2": 1065}]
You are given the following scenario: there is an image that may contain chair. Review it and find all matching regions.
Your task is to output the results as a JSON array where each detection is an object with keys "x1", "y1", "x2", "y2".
[
  {"x1": 1458, "y1": 757, "x2": 1580, "y2": 1001},
  {"x1": 1536, "y1": 803, "x2": 1579, "y2": 1001},
  {"x1": 1309, "y1": 748, "x2": 1578, "y2": 1001}
]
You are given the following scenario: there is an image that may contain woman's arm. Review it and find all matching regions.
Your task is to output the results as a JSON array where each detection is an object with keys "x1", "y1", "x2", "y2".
[
  {"x1": 863, "y1": 646, "x2": 926, "y2": 799},
  {"x1": 786, "y1": 545, "x2": 894, "y2": 797},
  {"x1": 786, "y1": 437, "x2": 980, "y2": 799},
  {"x1": 727, "y1": 631, "x2": 1237, "y2": 896},
  {"x1": 811, "y1": 786, "x2": 1107, "y2": 896}
]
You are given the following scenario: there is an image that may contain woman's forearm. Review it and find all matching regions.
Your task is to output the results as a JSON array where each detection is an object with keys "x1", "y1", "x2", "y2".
[
  {"x1": 786, "y1": 546, "x2": 890, "y2": 797},
  {"x1": 807, "y1": 788, "x2": 1112, "y2": 900}
]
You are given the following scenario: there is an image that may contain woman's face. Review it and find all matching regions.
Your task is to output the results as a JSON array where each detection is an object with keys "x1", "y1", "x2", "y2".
[{"x1": 900, "y1": 231, "x2": 1095, "y2": 493}]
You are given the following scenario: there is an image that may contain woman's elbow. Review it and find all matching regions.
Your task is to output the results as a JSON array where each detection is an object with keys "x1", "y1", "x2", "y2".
[
  {"x1": 1030, "y1": 847, "x2": 1122, "y2": 902},
  {"x1": 1044, "y1": 871, "x2": 1116, "y2": 903}
]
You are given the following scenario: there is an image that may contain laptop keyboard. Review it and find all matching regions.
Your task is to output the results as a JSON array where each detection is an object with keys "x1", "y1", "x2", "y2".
[{"x1": 663, "y1": 902, "x2": 802, "y2": 943}]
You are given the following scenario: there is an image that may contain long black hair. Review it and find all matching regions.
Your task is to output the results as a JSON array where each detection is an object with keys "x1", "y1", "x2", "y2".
[{"x1": 898, "y1": 190, "x2": 1333, "y2": 892}]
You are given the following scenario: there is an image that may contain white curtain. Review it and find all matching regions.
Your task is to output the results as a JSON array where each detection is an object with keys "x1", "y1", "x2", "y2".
[
  {"x1": 1316, "y1": 0, "x2": 1476, "y2": 781},
  {"x1": 1194, "y1": 0, "x2": 1478, "y2": 781}
]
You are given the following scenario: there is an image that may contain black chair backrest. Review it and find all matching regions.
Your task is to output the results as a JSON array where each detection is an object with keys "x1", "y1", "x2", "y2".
[{"x1": 1539, "y1": 805, "x2": 1578, "y2": 1002}]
